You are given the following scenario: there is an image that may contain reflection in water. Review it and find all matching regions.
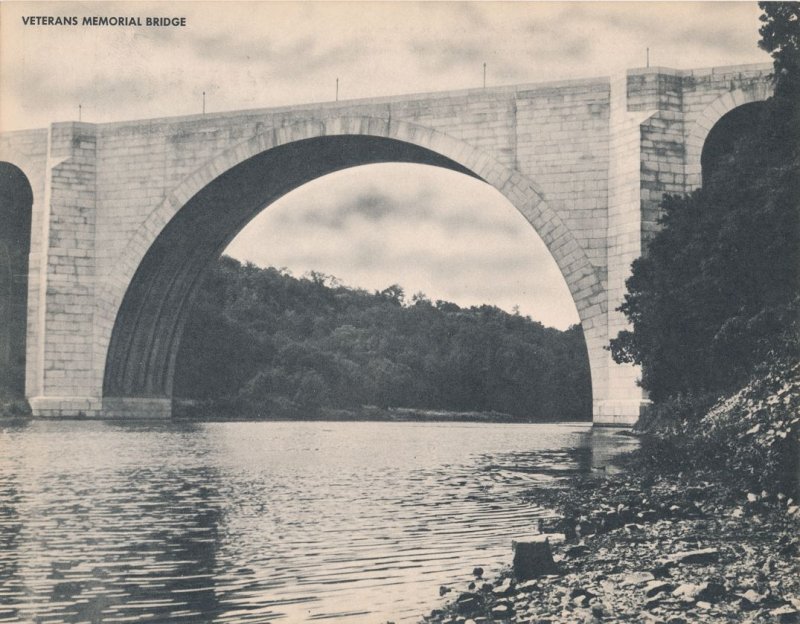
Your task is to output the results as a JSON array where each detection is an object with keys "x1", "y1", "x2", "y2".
[{"x1": 0, "y1": 421, "x2": 636, "y2": 623}]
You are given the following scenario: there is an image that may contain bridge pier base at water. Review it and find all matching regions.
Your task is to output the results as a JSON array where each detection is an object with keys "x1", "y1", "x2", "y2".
[
  {"x1": 26, "y1": 395, "x2": 647, "y2": 424},
  {"x1": 28, "y1": 396, "x2": 172, "y2": 419},
  {"x1": 592, "y1": 399, "x2": 649, "y2": 427}
]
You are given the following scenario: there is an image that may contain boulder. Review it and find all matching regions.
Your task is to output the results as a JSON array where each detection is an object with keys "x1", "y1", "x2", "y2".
[
  {"x1": 492, "y1": 577, "x2": 514, "y2": 596},
  {"x1": 662, "y1": 548, "x2": 720, "y2": 566},
  {"x1": 644, "y1": 580, "x2": 674, "y2": 597},
  {"x1": 512, "y1": 536, "x2": 560, "y2": 579},
  {"x1": 564, "y1": 544, "x2": 590, "y2": 559},
  {"x1": 491, "y1": 602, "x2": 514, "y2": 618},
  {"x1": 622, "y1": 571, "x2": 655, "y2": 586},
  {"x1": 671, "y1": 581, "x2": 725, "y2": 603},
  {"x1": 770, "y1": 605, "x2": 800, "y2": 623},
  {"x1": 516, "y1": 579, "x2": 539, "y2": 592},
  {"x1": 739, "y1": 589, "x2": 766, "y2": 606},
  {"x1": 455, "y1": 592, "x2": 482, "y2": 615}
]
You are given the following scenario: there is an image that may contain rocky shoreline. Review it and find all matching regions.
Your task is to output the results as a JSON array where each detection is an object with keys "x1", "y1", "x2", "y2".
[{"x1": 421, "y1": 454, "x2": 800, "y2": 624}]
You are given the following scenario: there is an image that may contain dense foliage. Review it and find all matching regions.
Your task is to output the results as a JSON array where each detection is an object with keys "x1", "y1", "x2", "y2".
[
  {"x1": 609, "y1": 4, "x2": 800, "y2": 404},
  {"x1": 173, "y1": 256, "x2": 592, "y2": 421},
  {"x1": 636, "y1": 358, "x2": 799, "y2": 497}
]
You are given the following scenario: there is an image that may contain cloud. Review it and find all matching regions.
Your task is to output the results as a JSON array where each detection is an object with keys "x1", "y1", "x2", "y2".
[
  {"x1": 225, "y1": 163, "x2": 579, "y2": 328},
  {"x1": 1, "y1": 1, "x2": 769, "y2": 130}
]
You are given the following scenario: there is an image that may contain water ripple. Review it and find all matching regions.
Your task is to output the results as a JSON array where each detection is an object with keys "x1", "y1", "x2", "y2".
[{"x1": 0, "y1": 420, "x2": 636, "y2": 622}]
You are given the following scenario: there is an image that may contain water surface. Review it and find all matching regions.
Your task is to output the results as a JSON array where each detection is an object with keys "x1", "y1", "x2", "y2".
[{"x1": 0, "y1": 420, "x2": 637, "y2": 623}]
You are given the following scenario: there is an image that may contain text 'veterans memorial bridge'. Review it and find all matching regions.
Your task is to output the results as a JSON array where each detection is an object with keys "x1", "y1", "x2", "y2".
[{"x1": 0, "y1": 62, "x2": 773, "y2": 425}]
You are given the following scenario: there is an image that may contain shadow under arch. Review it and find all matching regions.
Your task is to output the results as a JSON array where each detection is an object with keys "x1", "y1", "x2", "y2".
[
  {"x1": 0, "y1": 162, "x2": 33, "y2": 397},
  {"x1": 102, "y1": 119, "x2": 605, "y2": 408},
  {"x1": 684, "y1": 86, "x2": 772, "y2": 191},
  {"x1": 700, "y1": 101, "x2": 767, "y2": 185}
]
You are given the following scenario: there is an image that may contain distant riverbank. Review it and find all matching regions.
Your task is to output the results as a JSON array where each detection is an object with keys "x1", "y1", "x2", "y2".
[
  {"x1": 421, "y1": 439, "x2": 800, "y2": 623},
  {"x1": 172, "y1": 398, "x2": 586, "y2": 424}
]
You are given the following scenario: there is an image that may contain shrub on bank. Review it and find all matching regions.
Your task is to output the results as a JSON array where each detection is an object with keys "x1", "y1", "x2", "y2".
[
  {"x1": 698, "y1": 358, "x2": 799, "y2": 496},
  {"x1": 634, "y1": 391, "x2": 717, "y2": 434},
  {"x1": 638, "y1": 358, "x2": 799, "y2": 497}
]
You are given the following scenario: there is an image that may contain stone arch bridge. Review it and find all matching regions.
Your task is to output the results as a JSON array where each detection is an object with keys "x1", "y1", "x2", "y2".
[{"x1": 0, "y1": 63, "x2": 772, "y2": 425}]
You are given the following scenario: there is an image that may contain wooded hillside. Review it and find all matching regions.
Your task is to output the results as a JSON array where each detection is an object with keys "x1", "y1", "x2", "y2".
[{"x1": 173, "y1": 257, "x2": 592, "y2": 421}]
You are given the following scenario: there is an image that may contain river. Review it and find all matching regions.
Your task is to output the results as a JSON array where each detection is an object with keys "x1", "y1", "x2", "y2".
[{"x1": 0, "y1": 420, "x2": 638, "y2": 623}]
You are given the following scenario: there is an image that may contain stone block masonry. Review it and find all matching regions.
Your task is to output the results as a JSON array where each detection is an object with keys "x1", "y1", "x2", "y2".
[{"x1": 0, "y1": 63, "x2": 773, "y2": 424}]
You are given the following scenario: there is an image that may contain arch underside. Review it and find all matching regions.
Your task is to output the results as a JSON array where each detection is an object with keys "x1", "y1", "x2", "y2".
[
  {"x1": 0, "y1": 162, "x2": 33, "y2": 397},
  {"x1": 103, "y1": 135, "x2": 481, "y2": 398},
  {"x1": 700, "y1": 101, "x2": 765, "y2": 185}
]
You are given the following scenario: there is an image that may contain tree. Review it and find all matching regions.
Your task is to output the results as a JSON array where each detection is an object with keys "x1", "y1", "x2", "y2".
[{"x1": 758, "y1": 2, "x2": 800, "y2": 98}]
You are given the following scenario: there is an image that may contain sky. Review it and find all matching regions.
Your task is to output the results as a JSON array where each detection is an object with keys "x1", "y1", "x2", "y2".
[{"x1": 1, "y1": 2, "x2": 770, "y2": 328}]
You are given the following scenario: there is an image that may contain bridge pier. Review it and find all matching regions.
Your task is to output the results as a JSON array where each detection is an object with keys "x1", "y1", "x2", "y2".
[{"x1": 1, "y1": 63, "x2": 771, "y2": 425}]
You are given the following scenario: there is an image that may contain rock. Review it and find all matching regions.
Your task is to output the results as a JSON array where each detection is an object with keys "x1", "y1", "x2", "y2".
[
  {"x1": 644, "y1": 580, "x2": 674, "y2": 597},
  {"x1": 472, "y1": 566, "x2": 484, "y2": 579},
  {"x1": 697, "y1": 582, "x2": 726, "y2": 603},
  {"x1": 572, "y1": 593, "x2": 590, "y2": 607},
  {"x1": 739, "y1": 589, "x2": 766, "y2": 605},
  {"x1": 455, "y1": 592, "x2": 482, "y2": 616},
  {"x1": 564, "y1": 544, "x2": 590, "y2": 559},
  {"x1": 491, "y1": 603, "x2": 513, "y2": 617},
  {"x1": 770, "y1": 605, "x2": 800, "y2": 623},
  {"x1": 512, "y1": 536, "x2": 560, "y2": 580},
  {"x1": 650, "y1": 562, "x2": 673, "y2": 579},
  {"x1": 570, "y1": 587, "x2": 596, "y2": 600},
  {"x1": 492, "y1": 578, "x2": 513, "y2": 596},
  {"x1": 516, "y1": 579, "x2": 539, "y2": 592},
  {"x1": 672, "y1": 583, "x2": 703, "y2": 602},
  {"x1": 671, "y1": 581, "x2": 725, "y2": 603},
  {"x1": 696, "y1": 600, "x2": 712, "y2": 609},
  {"x1": 622, "y1": 571, "x2": 655, "y2": 586},
  {"x1": 663, "y1": 548, "x2": 720, "y2": 566},
  {"x1": 439, "y1": 585, "x2": 452, "y2": 596}
]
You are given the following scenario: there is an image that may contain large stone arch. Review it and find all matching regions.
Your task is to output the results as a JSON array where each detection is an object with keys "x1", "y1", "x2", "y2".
[
  {"x1": 684, "y1": 86, "x2": 772, "y2": 190},
  {"x1": 99, "y1": 116, "x2": 606, "y2": 417}
]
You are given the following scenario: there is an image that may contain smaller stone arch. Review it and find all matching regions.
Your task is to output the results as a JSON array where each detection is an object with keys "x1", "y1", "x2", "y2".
[{"x1": 684, "y1": 86, "x2": 772, "y2": 190}]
